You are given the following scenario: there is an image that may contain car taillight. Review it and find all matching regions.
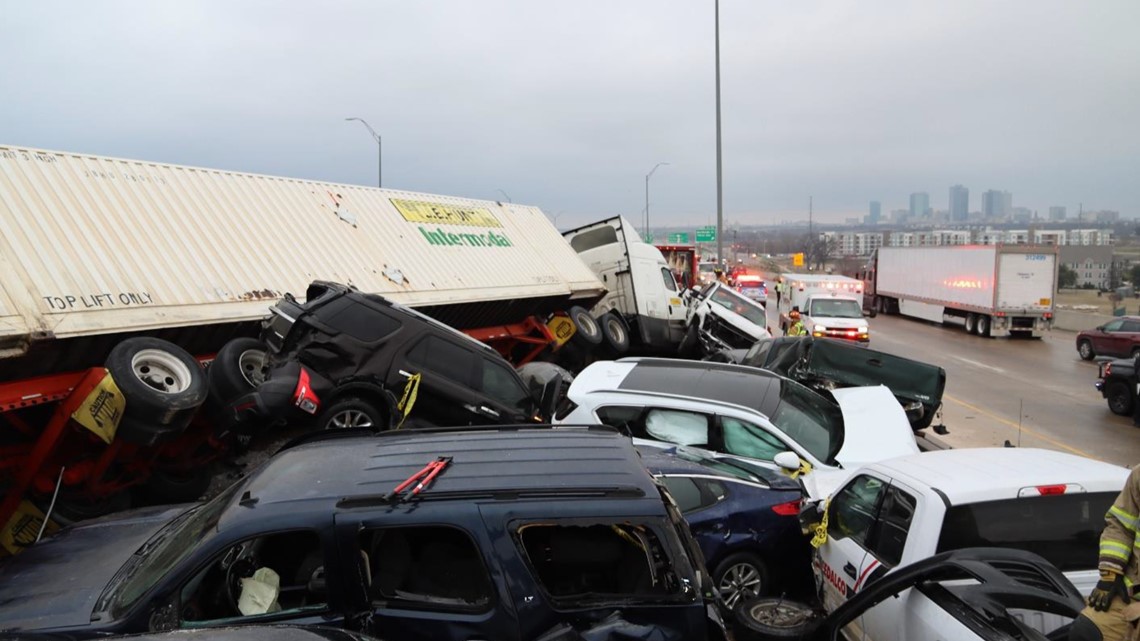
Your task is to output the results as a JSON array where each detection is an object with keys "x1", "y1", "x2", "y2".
[
  {"x1": 1035, "y1": 485, "x2": 1066, "y2": 495},
  {"x1": 846, "y1": 330, "x2": 857, "y2": 337},
  {"x1": 293, "y1": 367, "x2": 321, "y2": 415},
  {"x1": 1105, "y1": 363, "x2": 1113, "y2": 377},
  {"x1": 771, "y1": 499, "x2": 801, "y2": 516},
  {"x1": 1018, "y1": 483, "x2": 1084, "y2": 497}
]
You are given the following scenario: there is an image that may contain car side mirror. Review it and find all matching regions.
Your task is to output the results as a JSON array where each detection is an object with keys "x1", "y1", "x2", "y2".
[
  {"x1": 537, "y1": 375, "x2": 563, "y2": 423},
  {"x1": 774, "y1": 451, "x2": 801, "y2": 472},
  {"x1": 798, "y1": 499, "x2": 825, "y2": 533}
]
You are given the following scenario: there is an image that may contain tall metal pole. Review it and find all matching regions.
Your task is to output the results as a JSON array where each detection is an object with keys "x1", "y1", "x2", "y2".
[
  {"x1": 715, "y1": 0, "x2": 724, "y2": 265},
  {"x1": 345, "y1": 117, "x2": 382, "y2": 188},
  {"x1": 645, "y1": 162, "x2": 669, "y2": 240}
]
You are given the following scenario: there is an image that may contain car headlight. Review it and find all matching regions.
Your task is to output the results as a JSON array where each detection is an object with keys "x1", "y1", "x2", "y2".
[
  {"x1": 857, "y1": 326, "x2": 868, "y2": 333},
  {"x1": 814, "y1": 324, "x2": 826, "y2": 332}
]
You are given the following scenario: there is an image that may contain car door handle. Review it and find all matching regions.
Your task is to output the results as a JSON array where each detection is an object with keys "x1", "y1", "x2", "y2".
[
  {"x1": 843, "y1": 562, "x2": 857, "y2": 579},
  {"x1": 479, "y1": 406, "x2": 500, "y2": 417},
  {"x1": 398, "y1": 370, "x2": 414, "y2": 378}
]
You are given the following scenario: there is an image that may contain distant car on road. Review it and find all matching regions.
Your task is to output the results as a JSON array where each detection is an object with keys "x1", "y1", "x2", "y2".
[
  {"x1": 1095, "y1": 355, "x2": 1139, "y2": 416},
  {"x1": 733, "y1": 274, "x2": 768, "y2": 303},
  {"x1": 1077, "y1": 316, "x2": 1140, "y2": 360},
  {"x1": 638, "y1": 446, "x2": 811, "y2": 609}
]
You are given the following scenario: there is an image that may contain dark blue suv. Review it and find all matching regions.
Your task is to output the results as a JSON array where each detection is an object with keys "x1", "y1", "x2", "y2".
[{"x1": 0, "y1": 426, "x2": 728, "y2": 641}]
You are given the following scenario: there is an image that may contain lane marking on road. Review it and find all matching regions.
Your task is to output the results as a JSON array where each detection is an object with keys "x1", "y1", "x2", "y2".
[
  {"x1": 950, "y1": 356, "x2": 1006, "y2": 374},
  {"x1": 944, "y1": 394, "x2": 1095, "y2": 459}
]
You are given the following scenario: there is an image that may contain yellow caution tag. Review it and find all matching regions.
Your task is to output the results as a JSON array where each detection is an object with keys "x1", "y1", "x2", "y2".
[
  {"x1": 1039, "y1": 298, "x2": 1051, "y2": 306},
  {"x1": 782, "y1": 459, "x2": 813, "y2": 480},
  {"x1": 71, "y1": 370, "x2": 126, "y2": 444},
  {"x1": 810, "y1": 498, "x2": 830, "y2": 549},
  {"x1": 395, "y1": 373, "x2": 421, "y2": 429},
  {"x1": 0, "y1": 500, "x2": 60, "y2": 556},
  {"x1": 546, "y1": 316, "x2": 577, "y2": 347}
]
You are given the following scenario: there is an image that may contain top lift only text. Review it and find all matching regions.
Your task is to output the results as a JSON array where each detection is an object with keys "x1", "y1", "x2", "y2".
[{"x1": 43, "y1": 292, "x2": 154, "y2": 310}]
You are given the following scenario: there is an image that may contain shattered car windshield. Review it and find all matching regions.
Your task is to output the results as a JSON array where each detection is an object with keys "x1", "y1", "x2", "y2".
[
  {"x1": 809, "y1": 299, "x2": 864, "y2": 319},
  {"x1": 709, "y1": 286, "x2": 766, "y2": 326},
  {"x1": 770, "y1": 381, "x2": 842, "y2": 464},
  {"x1": 106, "y1": 481, "x2": 240, "y2": 617}
]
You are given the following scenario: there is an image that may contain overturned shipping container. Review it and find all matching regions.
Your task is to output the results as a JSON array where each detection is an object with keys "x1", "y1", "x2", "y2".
[{"x1": 0, "y1": 145, "x2": 605, "y2": 376}]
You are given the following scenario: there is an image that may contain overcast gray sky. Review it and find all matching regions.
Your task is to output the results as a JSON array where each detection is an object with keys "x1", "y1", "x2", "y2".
[{"x1": 2, "y1": 1, "x2": 1137, "y2": 227}]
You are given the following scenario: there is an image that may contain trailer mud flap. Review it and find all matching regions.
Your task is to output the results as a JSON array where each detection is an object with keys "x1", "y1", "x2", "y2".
[
  {"x1": 0, "y1": 500, "x2": 59, "y2": 556},
  {"x1": 546, "y1": 316, "x2": 577, "y2": 348},
  {"x1": 70, "y1": 371, "x2": 126, "y2": 444}
]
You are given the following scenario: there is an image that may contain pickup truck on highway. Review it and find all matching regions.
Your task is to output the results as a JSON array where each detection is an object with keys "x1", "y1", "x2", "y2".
[{"x1": 799, "y1": 447, "x2": 1127, "y2": 641}]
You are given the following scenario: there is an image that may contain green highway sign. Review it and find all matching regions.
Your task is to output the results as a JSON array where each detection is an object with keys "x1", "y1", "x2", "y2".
[
  {"x1": 696, "y1": 226, "x2": 716, "y2": 242},
  {"x1": 667, "y1": 232, "x2": 689, "y2": 243}
]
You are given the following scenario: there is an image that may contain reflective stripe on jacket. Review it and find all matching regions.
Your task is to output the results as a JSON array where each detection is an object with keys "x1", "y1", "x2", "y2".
[{"x1": 1100, "y1": 465, "x2": 1140, "y2": 586}]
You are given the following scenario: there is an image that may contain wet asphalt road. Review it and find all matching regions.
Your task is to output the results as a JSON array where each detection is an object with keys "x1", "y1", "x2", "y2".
[{"x1": 863, "y1": 313, "x2": 1140, "y2": 467}]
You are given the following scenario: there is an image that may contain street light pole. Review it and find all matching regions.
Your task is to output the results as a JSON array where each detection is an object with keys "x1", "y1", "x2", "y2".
[
  {"x1": 645, "y1": 162, "x2": 669, "y2": 240},
  {"x1": 714, "y1": 0, "x2": 724, "y2": 265},
  {"x1": 345, "y1": 117, "x2": 382, "y2": 188},
  {"x1": 496, "y1": 189, "x2": 512, "y2": 203}
]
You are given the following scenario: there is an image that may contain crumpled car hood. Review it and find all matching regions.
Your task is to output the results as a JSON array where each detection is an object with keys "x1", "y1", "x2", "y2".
[{"x1": 831, "y1": 385, "x2": 919, "y2": 468}]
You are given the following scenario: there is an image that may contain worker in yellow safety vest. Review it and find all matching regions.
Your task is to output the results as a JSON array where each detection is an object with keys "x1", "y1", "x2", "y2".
[{"x1": 787, "y1": 309, "x2": 807, "y2": 337}]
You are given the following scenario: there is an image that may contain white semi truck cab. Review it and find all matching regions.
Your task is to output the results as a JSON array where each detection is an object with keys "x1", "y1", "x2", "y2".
[{"x1": 779, "y1": 274, "x2": 871, "y2": 343}]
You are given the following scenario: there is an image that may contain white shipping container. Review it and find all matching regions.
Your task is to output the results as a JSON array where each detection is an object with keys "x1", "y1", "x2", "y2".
[
  {"x1": 877, "y1": 246, "x2": 999, "y2": 311},
  {"x1": 0, "y1": 146, "x2": 605, "y2": 347},
  {"x1": 877, "y1": 246, "x2": 1055, "y2": 314}
]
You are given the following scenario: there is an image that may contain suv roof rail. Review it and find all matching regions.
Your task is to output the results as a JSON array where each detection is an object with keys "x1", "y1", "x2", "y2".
[
  {"x1": 276, "y1": 423, "x2": 622, "y2": 454},
  {"x1": 337, "y1": 485, "x2": 645, "y2": 509}
]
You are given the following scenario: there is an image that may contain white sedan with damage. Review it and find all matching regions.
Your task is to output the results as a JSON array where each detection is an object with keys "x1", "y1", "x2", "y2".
[{"x1": 557, "y1": 357, "x2": 918, "y2": 499}]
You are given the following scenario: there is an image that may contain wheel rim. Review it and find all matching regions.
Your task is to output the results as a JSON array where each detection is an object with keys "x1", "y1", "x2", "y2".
[
  {"x1": 1079, "y1": 342, "x2": 1092, "y2": 358},
  {"x1": 578, "y1": 313, "x2": 599, "y2": 339},
  {"x1": 978, "y1": 317, "x2": 989, "y2": 334},
  {"x1": 1109, "y1": 387, "x2": 1130, "y2": 413},
  {"x1": 718, "y1": 562, "x2": 762, "y2": 609},
  {"x1": 745, "y1": 600, "x2": 815, "y2": 629},
  {"x1": 606, "y1": 318, "x2": 627, "y2": 345},
  {"x1": 328, "y1": 409, "x2": 374, "y2": 429},
  {"x1": 130, "y1": 349, "x2": 194, "y2": 394},
  {"x1": 237, "y1": 348, "x2": 269, "y2": 387}
]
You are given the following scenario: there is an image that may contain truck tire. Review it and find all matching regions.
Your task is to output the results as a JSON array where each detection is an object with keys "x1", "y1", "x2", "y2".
[
  {"x1": 142, "y1": 466, "x2": 213, "y2": 504},
  {"x1": 1106, "y1": 381, "x2": 1135, "y2": 416},
  {"x1": 600, "y1": 313, "x2": 631, "y2": 354},
  {"x1": 568, "y1": 306, "x2": 603, "y2": 346},
  {"x1": 116, "y1": 413, "x2": 195, "y2": 447},
  {"x1": 1077, "y1": 340, "x2": 1095, "y2": 360},
  {"x1": 964, "y1": 313, "x2": 977, "y2": 334},
  {"x1": 208, "y1": 337, "x2": 269, "y2": 405},
  {"x1": 976, "y1": 315, "x2": 991, "y2": 338},
  {"x1": 318, "y1": 396, "x2": 388, "y2": 431},
  {"x1": 734, "y1": 598, "x2": 819, "y2": 641},
  {"x1": 106, "y1": 338, "x2": 208, "y2": 425}
]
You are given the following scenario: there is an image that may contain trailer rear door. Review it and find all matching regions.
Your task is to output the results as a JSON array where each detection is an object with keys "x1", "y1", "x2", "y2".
[{"x1": 996, "y1": 252, "x2": 1055, "y2": 312}]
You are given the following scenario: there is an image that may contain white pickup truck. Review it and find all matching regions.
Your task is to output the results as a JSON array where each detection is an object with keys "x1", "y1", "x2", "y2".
[{"x1": 806, "y1": 447, "x2": 1127, "y2": 640}]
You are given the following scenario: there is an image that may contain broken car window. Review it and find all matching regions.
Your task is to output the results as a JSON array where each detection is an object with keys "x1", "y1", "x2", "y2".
[
  {"x1": 829, "y1": 475, "x2": 887, "y2": 547},
  {"x1": 721, "y1": 416, "x2": 790, "y2": 462},
  {"x1": 360, "y1": 526, "x2": 492, "y2": 609},
  {"x1": 517, "y1": 523, "x2": 680, "y2": 602}
]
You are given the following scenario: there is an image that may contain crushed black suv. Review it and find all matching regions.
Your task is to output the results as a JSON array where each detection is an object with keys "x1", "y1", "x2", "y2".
[
  {"x1": 0, "y1": 426, "x2": 728, "y2": 641},
  {"x1": 228, "y1": 281, "x2": 560, "y2": 432},
  {"x1": 1095, "y1": 355, "x2": 1139, "y2": 417},
  {"x1": 710, "y1": 336, "x2": 946, "y2": 432}
]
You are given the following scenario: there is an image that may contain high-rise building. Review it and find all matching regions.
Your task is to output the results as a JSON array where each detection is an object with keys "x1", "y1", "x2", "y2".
[
  {"x1": 1049, "y1": 206, "x2": 1066, "y2": 221},
  {"x1": 909, "y1": 192, "x2": 930, "y2": 219},
  {"x1": 869, "y1": 201, "x2": 881, "y2": 224},
  {"x1": 949, "y1": 185, "x2": 969, "y2": 222},
  {"x1": 982, "y1": 189, "x2": 1013, "y2": 218}
]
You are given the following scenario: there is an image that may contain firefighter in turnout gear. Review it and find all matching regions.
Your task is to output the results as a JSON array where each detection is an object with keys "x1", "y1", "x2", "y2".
[
  {"x1": 787, "y1": 309, "x2": 807, "y2": 337},
  {"x1": 1070, "y1": 465, "x2": 1140, "y2": 641}
]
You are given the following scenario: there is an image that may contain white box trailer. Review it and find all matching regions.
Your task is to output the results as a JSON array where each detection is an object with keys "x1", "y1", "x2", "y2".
[
  {"x1": 0, "y1": 145, "x2": 607, "y2": 377},
  {"x1": 864, "y1": 245, "x2": 1057, "y2": 338}
]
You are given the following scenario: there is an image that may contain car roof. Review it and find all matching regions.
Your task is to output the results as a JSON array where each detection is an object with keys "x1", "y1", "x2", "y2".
[
  {"x1": 620, "y1": 357, "x2": 781, "y2": 412},
  {"x1": 868, "y1": 448, "x2": 1129, "y2": 505},
  {"x1": 229, "y1": 427, "x2": 660, "y2": 519}
]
